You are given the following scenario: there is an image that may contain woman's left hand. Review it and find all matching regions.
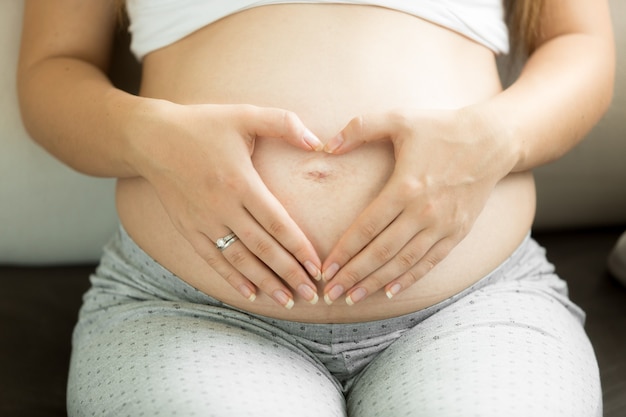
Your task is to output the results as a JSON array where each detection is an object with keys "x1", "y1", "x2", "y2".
[{"x1": 321, "y1": 107, "x2": 516, "y2": 305}]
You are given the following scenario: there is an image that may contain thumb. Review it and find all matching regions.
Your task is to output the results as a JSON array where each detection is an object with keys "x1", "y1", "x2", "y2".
[
  {"x1": 247, "y1": 106, "x2": 324, "y2": 151},
  {"x1": 324, "y1": 113, "x2": 398, "y2": 154}
]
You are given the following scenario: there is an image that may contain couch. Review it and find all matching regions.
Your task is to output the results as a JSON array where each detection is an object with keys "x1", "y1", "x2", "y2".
[{"x1": 1, "y1": 2, "x2": 625, "y2": 416}]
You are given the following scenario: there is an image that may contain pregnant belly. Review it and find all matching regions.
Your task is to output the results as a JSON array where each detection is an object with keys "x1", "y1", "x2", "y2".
[
  {"x1": 117, "y1": 140, "x2": 535, "y2": 323},
  {"x1": 252, "y1": 138, "x2": 395, "y2": 260},
  {"x1": 117, "y1": 4, "x2": 536, "y2": 322}
]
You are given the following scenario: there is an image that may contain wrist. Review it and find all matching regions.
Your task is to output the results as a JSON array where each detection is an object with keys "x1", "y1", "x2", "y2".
[
  {"x1": 460, "y1": 102, "x2": 523, "y2": 177},
  {"x1": 112, "y1": 92, "x2": 182, "y2": 180}
]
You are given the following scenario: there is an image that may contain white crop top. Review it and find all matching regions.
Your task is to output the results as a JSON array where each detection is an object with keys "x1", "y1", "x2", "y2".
[{"x1": 126, "y1": 0, "x2": 510, "y2": 60}]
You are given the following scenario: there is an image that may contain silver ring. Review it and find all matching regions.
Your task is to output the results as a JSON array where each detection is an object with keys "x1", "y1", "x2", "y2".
[{"x1": 215, "y1": 232, "x2": 238, "y2": 251}]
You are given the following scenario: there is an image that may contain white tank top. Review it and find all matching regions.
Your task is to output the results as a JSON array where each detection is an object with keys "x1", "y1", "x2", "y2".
[{"x1": 126, "y1": 0, "x2": 509, "y2": 60}]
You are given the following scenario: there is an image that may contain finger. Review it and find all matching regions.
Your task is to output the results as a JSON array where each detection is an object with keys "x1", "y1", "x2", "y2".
[
  {"x1": 221, "y1": 196, "x2": 320, "y2": 305},
  {"x1": 384, "y1": 236, "x2": 457, "y2": 300},
  {"x1": 322, "y1": 184, "x2": 402, "y2": 284},
  {"x1": 243, "y1": 174, "x2": 323, "y2": 281},
  {"x1": 209, "y1": 227, "x2": 319, "y2": 308},
  {"x1": 229, "y1": 220, "x2": 320, "y2": 307},
  {"x1": 243, "y1": 106, "x2": 324, "y2": 151},
  {"x1": 217, "y1": 237, "x2": 298, "y2": 309},
  {"x1": 341, "y1": 229, "x2": 441, "y2": 305},
  {"x1": 189, "y1": 231, "x2": 258, "y2": 303},
  {"x1": 324, "y1": 111, "x2": 407, "y2": 154},
  {"x1": 323, "y1": 213, "x2": 421, "y2": 305}
]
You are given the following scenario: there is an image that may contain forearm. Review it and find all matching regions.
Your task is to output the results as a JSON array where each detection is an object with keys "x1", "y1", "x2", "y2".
[
  {"x1": 473, "y1": 30, "x2": 615, "y2": 173},
  {"x1": 18, "y1": 56, "x2": 162, "y2": 179}
]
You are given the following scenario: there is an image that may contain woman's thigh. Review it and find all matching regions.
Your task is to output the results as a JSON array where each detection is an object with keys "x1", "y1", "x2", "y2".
[
  {"x1": 347, "y1": 281, "x2": 602, "y2": 417},
  {"x1": 67, "y1": 301, "x2": 346, "y2": 417}
]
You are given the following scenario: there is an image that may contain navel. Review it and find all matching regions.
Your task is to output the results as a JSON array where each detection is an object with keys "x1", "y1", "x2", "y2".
[{"x1": 304, "y1": 169, "x2": 332, "y2": 182}]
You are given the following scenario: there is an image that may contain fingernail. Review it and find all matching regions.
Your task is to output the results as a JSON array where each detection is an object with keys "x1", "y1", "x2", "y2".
[
  {"x1": 324, "y1": 285, "x2": 344, "y2": 305},
  {"x1": 304, "y1": 261, "x2": 322, "y2": 281},
  {"x1": 298, "y1": 284, "x2": 319, "y2": 305},
  {"x1": 239, "y1": 285, "x2": 256, "y2": 302},
  {"x1": 324, "y1": 134, "x2": 344, "y2": 154},
  {"x1": 386, "y1": 283, "x2": 402, "y2": 299},
  {"x1": 273, "y1": 290, "x2": 294, "y2": 309},
  {"x1": 322, "y1": 263, "x2": 340, "y2": 282},
  {"x1": 346, "y1": 287, "x2": 367, "y2": 306},
  {"x1": 303, "y1": 128, "x2": 324, "y2": 151}
]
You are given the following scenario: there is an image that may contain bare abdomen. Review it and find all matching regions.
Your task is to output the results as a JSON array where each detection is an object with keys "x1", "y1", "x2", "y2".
[{"x1": 116, "y1": 4, "x2": 536, "y2": 322}]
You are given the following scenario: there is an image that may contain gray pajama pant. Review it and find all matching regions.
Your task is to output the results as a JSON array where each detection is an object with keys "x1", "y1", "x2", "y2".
[{"x1": 67, "y1": 226, "x2": 602, "y2": 417}]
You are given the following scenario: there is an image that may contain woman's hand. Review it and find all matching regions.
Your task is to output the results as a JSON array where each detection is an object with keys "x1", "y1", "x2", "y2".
[
  {"x1": 132, "y1": 102, "x2": 324, "y2": 308},
  {"x1": 320, "y1": 107, "x2": 516, "y2": 305}
]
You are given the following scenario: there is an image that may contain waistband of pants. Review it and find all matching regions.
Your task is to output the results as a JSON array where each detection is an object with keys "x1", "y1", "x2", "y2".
[{"x1": 90, "y1": 224, "x2": 554, "y2": 343}]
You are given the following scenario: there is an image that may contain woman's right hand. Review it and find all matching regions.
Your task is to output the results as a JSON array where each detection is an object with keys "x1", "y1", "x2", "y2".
[{"x1": 130, "y1": 101, "x2": 323, "y2": 308}]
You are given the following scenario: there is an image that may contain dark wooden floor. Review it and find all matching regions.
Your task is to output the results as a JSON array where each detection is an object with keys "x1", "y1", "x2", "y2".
[{"x1": 0, "y1": 227, "x2": 624, "y2": 416}]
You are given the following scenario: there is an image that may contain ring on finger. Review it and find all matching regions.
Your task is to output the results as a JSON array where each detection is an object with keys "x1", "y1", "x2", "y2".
[{"x1": 215, "y1": 232, "x2": 238, "y2": 252}]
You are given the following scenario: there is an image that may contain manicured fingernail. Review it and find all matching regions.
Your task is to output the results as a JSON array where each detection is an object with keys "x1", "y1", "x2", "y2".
[
  {"x1": 273, "y1": 290, "x2": 294, "y2": 309},
  {"x1": 298, "y1": 284, "x2": 319, "y2": 305},
  {"x1": 324, "y1": 134, "x2": 344, "y2": 154},
  {"x1": 322, "y1": 263, "x2": 340, "y2": 282},
  {"x1": 346, "y1": 287, "x2": 367, "y2": 306},
  {"x1": 239, "y1": 285, "x2": 256, "y2": 302},
  {"x1": 386, "y1": 283, "x2": 402, "y2": 299},
  {"x1": 304, "y1": 261, "x2": 322, "y2": 281},
  {"x1": 324, "y1": 285, "x2": 344, "y2": 305},
  {"x1": 304, "y1": 128, "x2": 324, "y2": 151}
]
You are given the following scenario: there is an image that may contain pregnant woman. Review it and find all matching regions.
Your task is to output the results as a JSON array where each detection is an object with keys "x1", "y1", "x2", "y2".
[{"x1": 18, "y1": 1, "x2": 614, "y2": 416}]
